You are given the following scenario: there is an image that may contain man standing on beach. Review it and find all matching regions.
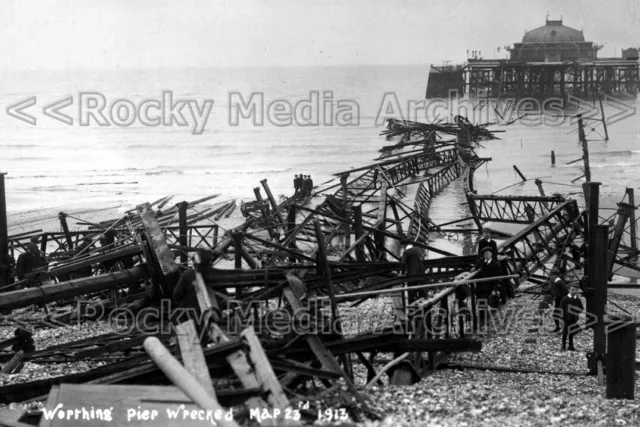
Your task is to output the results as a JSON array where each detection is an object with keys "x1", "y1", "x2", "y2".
[
  {"x1": 16, "y1": 242, "x2": 46, "y2": 286},
  {"x1": 470, "y1": 247, "x2": 503, "y2": 319},
  {"x1": 293, "y1": 174, "x2": 300, "y2": 195},
  {"x1": 400, "y1": 238, "x2": 424, "y2": 303},
  {"x1": 307, "y1": 175, "x2": 313, "y2": 197},
  {"x1": 560, "y1": 284, "x2": 583, "y2": 351},
  {"x1": 549, "y1": 267, "x2": 569, "y2": 332}
]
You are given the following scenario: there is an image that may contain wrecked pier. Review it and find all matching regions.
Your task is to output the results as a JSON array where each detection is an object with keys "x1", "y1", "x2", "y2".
[{"x1": 0, "y1": 114, "x2": 638, "y2": 426}]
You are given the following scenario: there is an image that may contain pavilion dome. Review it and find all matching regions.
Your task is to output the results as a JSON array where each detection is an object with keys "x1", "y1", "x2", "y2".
[{"x1": 522, "y1": 19, "x2": 585, "y2": 43}]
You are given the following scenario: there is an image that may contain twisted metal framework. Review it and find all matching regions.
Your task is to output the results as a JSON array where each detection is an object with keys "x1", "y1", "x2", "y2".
[{"x1": 467, "y1": 194, "x2": 568, "y2": 224}]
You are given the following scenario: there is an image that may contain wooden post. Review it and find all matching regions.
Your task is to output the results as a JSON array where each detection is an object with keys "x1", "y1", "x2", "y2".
[
  {"x1": 534, "y1": 179, "x2": 546, "y2": 197},
  {"x1": 607, "y1": 202, "x2": 634, "y2": 279},
  {"x1": 592, "y1": 224, "x2": 609, "y2": 385},
  {"x1": 578, "y1": 115, "x2": 592, "y2": 182},
  {"x1": 551, "y1": 150, "x2": 555, "y2": 165},
  {"x1": 583, "y1": 182, "x2": 601, "y2": 317},
  {"x1": 253, "y1": 187, "x2": 274, "y2": 239},
  {"x1": 58, "y1": 212, "x2": 74, "y2": 251},
  {"x1": 0, "y1": 174, "x2": 7, "y2": 289},
  {"x1": 626, "y1": 188, "x2": 637, "y2": 256},
  {"x1": 313, "y1": 220, "x2": 352, "y2": 379},
  {"x1": 260, "y1": 179, "x2": 285, "y2": 228},
  {"x1": 513, "y1": 165, "x2": 526, "y2": 182},
  {"x1": 598, "y1": 96, "x2": 609, "y2": 141},
  {"x1": 233, "y1": 231, "x2": 242, "y2": 269},
  {"x1": 353, "y1": 205, "x2": 365, "y2": 262},
  {"x1": 178, "y1": 201, "x2": 188, "y2": 263},
  {"x1": 606, "y1": 316, "x2": 636, "y2": 399},
  {"x1": 534, "y1": 179, "x2": 549, "y2": 213}
]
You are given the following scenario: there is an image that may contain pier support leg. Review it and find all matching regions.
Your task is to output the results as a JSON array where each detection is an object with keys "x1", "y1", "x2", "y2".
[
  {"x1": 253, "y1": 187, "x2": 274, "y2": 239},
  {"x1": 583, "y1": 182, "x2": 601, "y2": 317},
  {"x1": 578, "y1": 115, "x2": 591, "y2": 182},
  {"x1": 260, "y1": 179, "x2": 285, "y2": 230},
  {"x1": 626, "y1": 188, "x2": 637, "y2": 260},
  {"x1": 313, "y1": 220, "x2": 352, "y2": 380},
  {"x1": 590, "y1": 225, "x2": 608, "y2": 384},
  {"x1": 534, "y1": 179, "x2": 549, "y2": 213},
  {"x1": 178, "y1": 201, "x2": 188, "y2": 263},
  {"x1": 606, "y1": 317, "x2": 636, "y2": 399},
  {"x1": 353, "y1": 205, "x2": 365, "y2": 262},
  {"x1": 59, "y1": 212, "x2": 74, "y2": 251},
  {"x1": 513, "y1": 165, "x2": 526, "y2": 182},
  {"x1": 551, "y1": 151, "x2": 555, "y2": 165}
]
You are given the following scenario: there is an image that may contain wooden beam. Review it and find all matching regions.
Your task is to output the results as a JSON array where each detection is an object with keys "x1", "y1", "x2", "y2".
[
  {"x1": 137, "y1": 203, "x2": 179, "y2": 277},
  {"x1": 175, "y1": 320, "x2": 216, "y2": 398},
  {"x1": 143, "y1": 337, "x2": 239, "y2": 427}
]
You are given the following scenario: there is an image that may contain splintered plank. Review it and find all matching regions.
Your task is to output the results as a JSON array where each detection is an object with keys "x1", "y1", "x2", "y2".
[
  {"x1": 143, "y1": 337, "x2": 239, "y2": 427},
  {"x1": 175, "y1": 320, "x2": 216, "y2": 398},
  {"x1": 136, "y1": 202, "x2": 179, "y2": 276},
  {"x1": 240, "y1": 327, "x2": 295, "y2": 417}
]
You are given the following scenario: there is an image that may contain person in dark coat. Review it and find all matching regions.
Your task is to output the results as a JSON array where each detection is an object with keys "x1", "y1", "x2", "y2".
[
  {"x1": 16, "y1": 243, "x2": 39, "y2": 282},
  {"x1": 560, "y1": 284, "x2": 583, "y2": 351},
  {"x1": 299, "y1": 175, "x2": 308, "y2": 197},
  {"x1": 306, "y1": 175, "x2": 314, "y2": 197},
  {"x1": 549, "y1": 267, "x2": 569, "y2": 332},
  {"x1": 293, "y1": 175, "x2": 301, "y2": 195},
  {"x1": 471, "y1": 247, "x2": 502, "y2": 313},
  {"x1": 400, "y1": 239, "x2": 424, "y2": 303},
  {"x1": 477, "y1": 230, "x2": 498, "y2": 261}
]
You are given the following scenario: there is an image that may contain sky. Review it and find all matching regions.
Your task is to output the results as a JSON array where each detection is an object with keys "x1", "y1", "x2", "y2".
[{"x1": 1, "y1": 0, "x2": 639, "y2": 70}]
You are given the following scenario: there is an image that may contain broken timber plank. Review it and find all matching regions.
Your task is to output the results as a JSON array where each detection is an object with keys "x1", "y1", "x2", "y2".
[
  {"x1": 175, "y1": 320, "x2": 216, "y2": 399},
  {"x1": 143, "y1": 337, "x2": 239, "y2": 427},
  {"x1": 1, "y1": 351, "x2": 24, "y2": 374},
  {"x1": 136, "y1": 203, "x2": 179, "y2": 277}
]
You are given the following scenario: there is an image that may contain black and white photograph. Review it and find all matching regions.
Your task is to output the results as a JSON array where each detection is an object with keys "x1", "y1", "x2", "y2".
[{"x1": 0, "y1": 1, "x2": 639, "y2": 425}]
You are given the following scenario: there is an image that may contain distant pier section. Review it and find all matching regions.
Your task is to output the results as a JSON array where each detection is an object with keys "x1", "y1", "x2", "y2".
[{"x1": 426, "y1": 18, "x2": 639, "y2": 100}]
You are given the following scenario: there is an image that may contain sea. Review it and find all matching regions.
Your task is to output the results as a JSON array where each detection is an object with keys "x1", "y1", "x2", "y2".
[{"x1": 1, "y1": 65, "x2": 639, "y2": 264}]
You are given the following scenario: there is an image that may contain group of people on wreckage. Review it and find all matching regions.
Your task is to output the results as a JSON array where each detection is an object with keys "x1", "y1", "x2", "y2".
[
  {"x1": 399, "y1": 229, "x2": 585, "y2": 351},
  {"x1": 293, "y1": 174, "x2": 313, "y2": 198}
]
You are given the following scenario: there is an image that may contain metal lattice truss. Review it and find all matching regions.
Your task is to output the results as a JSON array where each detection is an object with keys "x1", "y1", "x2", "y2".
[
  {"x1": 467, "y1": 194, "x2": 568, "y2": 225},
  {"x1": 498, "y1": 200, "x2": 583, "y2": 283}
]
